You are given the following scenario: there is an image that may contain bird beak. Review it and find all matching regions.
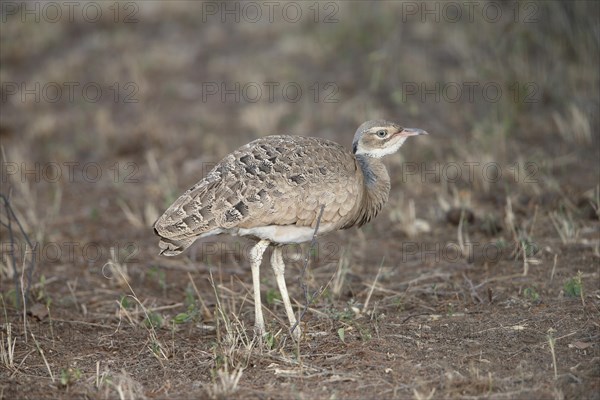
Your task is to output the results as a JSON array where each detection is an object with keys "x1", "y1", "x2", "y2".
[{"x1": 398, "y1": 128, "x2": 429, "y2": 137}]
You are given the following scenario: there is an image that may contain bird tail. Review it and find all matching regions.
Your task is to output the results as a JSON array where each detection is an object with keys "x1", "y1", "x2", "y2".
[
  {"x1": 157, "y1": 236, "x2": 196, "y2": 256},
  {"x1": 153, "y1": 224, "x2": 197, "y2": 256}
]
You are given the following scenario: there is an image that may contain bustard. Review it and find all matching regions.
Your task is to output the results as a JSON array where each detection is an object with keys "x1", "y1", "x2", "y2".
[{"x1": 153, "y1": 120, "x2": 428, "y2": 338}]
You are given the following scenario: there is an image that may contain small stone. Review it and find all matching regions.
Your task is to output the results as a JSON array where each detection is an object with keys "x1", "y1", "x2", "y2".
[{"x1": 28, "y1": 303, "x2": 48, "y2": 320}]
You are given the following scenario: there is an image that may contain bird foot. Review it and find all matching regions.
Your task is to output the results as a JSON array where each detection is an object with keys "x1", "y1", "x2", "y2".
[
  {"x1": 254, "y1": 324, "x2": 267, "y2": 339},
  {"x1": 290, "y1": 324, "x2": 302, "y2": 341}
]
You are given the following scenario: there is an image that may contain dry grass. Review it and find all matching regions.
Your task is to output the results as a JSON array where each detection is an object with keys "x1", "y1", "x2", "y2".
[{"x1": 1, "y1": 1, "x2": 599, "y2": 399}]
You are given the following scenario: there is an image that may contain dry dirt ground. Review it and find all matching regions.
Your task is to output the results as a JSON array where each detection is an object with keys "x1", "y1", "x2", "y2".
[{"x1": 1, "y1": 1, "x2": 599, "y2": 399}]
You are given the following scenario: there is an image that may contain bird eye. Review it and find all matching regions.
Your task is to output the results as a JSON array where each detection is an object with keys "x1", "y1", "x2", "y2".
[{"x1": 376, "y1": 130, "x2": 387, "y2": 138}]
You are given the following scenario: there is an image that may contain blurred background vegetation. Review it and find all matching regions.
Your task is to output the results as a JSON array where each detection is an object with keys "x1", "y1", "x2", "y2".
[{"x1": 2, "y1": 1, "x2": 597, "y2": 178}]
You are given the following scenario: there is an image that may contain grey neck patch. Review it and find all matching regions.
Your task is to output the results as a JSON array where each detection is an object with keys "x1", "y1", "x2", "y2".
[{"x1": 356, "y1": 154, "x2": 377, "y2": 186}]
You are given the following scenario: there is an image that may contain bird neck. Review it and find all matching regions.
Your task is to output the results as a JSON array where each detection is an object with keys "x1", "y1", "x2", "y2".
[{"x1": 353, "y1": 154, "x2": 391, "y2": 227}]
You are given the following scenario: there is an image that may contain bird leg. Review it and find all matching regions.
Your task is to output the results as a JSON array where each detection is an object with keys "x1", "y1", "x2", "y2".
[
  {"x1": 271, "y1": 246, "x2": 301, "y2": 339},
  {"x1": 249, "y1": 239, "x2": 270, "y2": 336}
]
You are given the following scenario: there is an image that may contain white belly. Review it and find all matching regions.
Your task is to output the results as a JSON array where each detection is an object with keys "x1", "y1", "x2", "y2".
[
  {"x1": 198, "y1": 223, "x2": 334, "y2": 244},
  {"x1": 237, "y1": 224, "x2": 333, "y2": 243}
]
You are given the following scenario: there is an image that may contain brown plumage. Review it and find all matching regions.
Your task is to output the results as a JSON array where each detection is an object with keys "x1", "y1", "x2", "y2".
[{"x1": 153, "y1": 120, "x2": 428, "y2": 338}]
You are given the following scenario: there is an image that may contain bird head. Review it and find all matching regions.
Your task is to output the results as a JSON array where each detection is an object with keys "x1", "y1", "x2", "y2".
[{"x1": 352, "y1": 120, "x2": 428, "y2": 158}]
